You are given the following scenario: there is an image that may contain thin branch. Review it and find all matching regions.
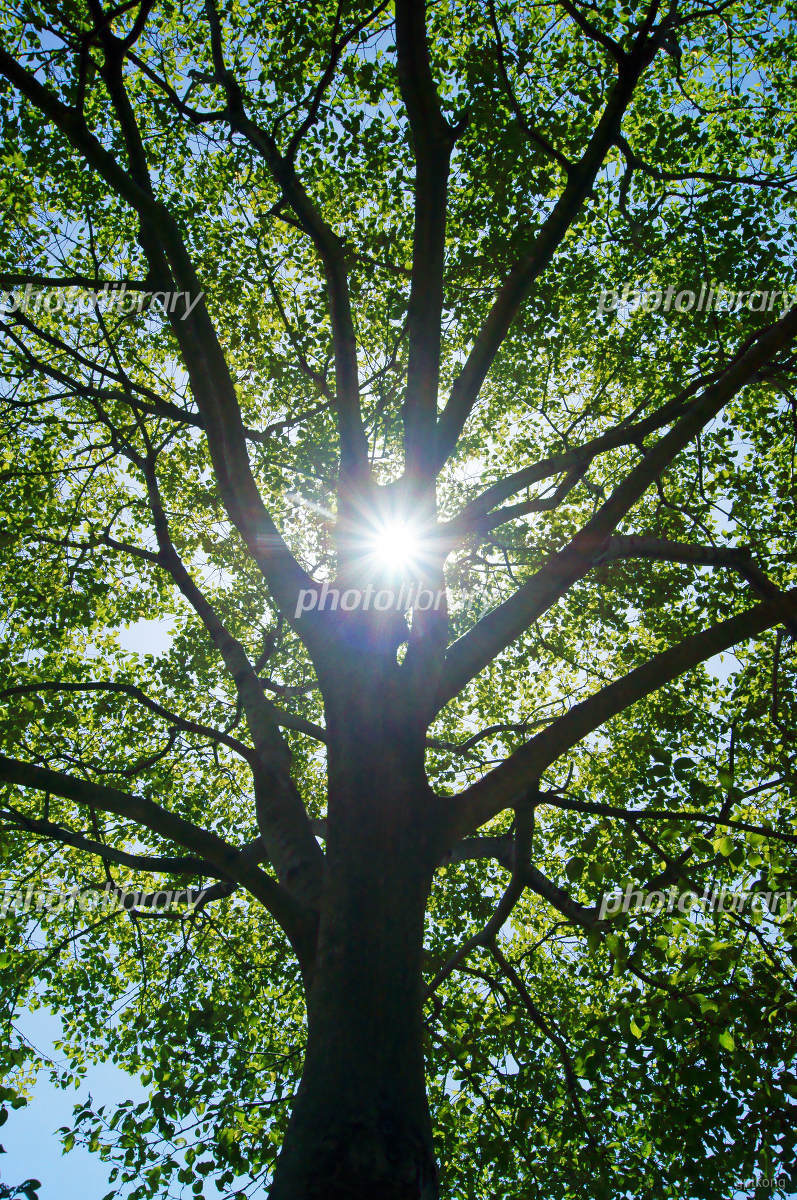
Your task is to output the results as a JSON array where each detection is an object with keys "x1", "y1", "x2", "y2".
[
  {"x1": 426, "y1": 800, "x2": 534, "y2": 996},
  {"x1": 442, "y1": 378, "x2": 705, "y2": 534},
  {"x1": 602, "y1": 535, "x2": 797, "y2": 636},
  {"x1": 539, "y1": 792, "x2": 797, "y2": 847},
  {"x1": 557, "y1": 0, "x2": 626, "y2": 63},
  {"x1": 489, "y1": 941, "x2": 599, "y2": 1147},
  {"x1": 614, "y1": 130, "x2": 797, "y2": 193},
  {"x1": 0, "y1": 37, "x2": 317, "y2": 621},
  {"x1": 0, "y1": 313, "x2": 295, "y2": 445},
  {"x1": 0, "y1": 681, "x2": 257, "y2": 763},
  {"x1": 473, "y1": 465, "x2": 588, "y2": 534},
  {"x1": 285, "y1": 1, "x2": 390, "y2": 160},
  {"x1": 0, "y1": 272, "x2": 151, "y2": 290},
  {"x1": 1, "y1": 804, "x2": 228, "y2": 878},
  {"x1": 487, "y1": 0, "x2": 572, "y2": 172},
  {"x1": 139, "y1": 456, "x2": 324, "y2": 907}
]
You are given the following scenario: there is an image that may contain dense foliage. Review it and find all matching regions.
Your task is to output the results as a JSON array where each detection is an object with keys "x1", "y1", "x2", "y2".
[{"x1": 1, "y1": 0, "x2": 797, "y2": 1196}]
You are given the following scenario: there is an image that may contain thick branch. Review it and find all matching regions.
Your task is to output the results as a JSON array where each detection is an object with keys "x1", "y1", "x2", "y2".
[
  {"x1": 395, "y1": 0, "x2": 461, "y2": 481},
  {"x1": 0, "y1": 40, "x2": 317, "y2": 622},
  {"x1": 602, "y1": 536, "x2": 797, "y2": 637},
  {"x1": 453, "y1": 590, "x2": 797, "y2": 836},
  {"x1": 203, "y1": 0, "x2": 370, "y2": 484},
  {"x1": 435, "y1": 305, "x2": 797, "y2": 709},
  {"x1": 433, "y1": 20, "x2": 665, "y2": 470},
  {"x1": 0, "y1": 753, "x2": 314, "y2": 962}
]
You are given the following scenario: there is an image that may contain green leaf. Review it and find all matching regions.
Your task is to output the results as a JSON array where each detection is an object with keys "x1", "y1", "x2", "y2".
[{"x1": 565, "y1": 857, "x2": 585, "y2": 883}]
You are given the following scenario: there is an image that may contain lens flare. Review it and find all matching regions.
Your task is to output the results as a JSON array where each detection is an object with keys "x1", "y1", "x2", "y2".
[{"x1": 368, "y1": 519, "x2": 420, "y2": 570}]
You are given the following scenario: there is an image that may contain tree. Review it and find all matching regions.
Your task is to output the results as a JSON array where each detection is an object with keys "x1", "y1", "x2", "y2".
[{"x1": 0, "y1": 0, "x2": 796, "y2": 1195}]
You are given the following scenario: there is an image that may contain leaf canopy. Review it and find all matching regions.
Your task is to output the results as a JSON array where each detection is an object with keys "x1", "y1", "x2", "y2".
[{"x1": 1, "y1": 0, "x2": 796, "y2": 1197}]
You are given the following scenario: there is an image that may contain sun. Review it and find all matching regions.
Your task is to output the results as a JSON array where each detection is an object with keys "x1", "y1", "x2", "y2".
[{"x1": 367, "y1": 519, "x2": 421, "y2": 572}]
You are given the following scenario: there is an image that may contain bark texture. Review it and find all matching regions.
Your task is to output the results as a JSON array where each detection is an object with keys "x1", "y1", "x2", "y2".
[{"x1": 268, "y1": 642, "x2": 446, "y2": 1199}]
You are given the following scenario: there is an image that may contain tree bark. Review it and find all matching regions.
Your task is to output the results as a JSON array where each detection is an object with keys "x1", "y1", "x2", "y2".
[{"x1": 268, "y1": 646, "x2": 447, "y2": 1199}]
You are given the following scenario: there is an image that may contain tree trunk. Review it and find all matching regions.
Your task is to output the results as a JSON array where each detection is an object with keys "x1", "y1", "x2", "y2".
[
  {"x1": 268, "y1": 649, "x2": 447, "y2": 1199},
  {"x1": 268, "y1": 844, "x2": 439, "y2": 1199}
]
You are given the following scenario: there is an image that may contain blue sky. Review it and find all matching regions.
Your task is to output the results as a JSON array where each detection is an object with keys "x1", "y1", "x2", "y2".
[{"x1": 1, "y1": 1007, "x2": 145, "y2": 1198}]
